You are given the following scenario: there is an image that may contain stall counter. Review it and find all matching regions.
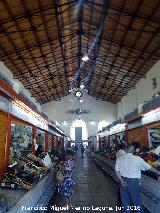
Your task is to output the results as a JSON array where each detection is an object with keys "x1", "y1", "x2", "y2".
[
  {"x1": 1, "y1": 169, "x2": 57, "y2": 213},
  {"x1": 94, "y1": 154, "x2": 160, "y2": 213}
]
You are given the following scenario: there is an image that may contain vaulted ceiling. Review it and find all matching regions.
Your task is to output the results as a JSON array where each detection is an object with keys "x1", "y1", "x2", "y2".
[{"x1": 0, "y1": 0, "x2": 160, "y2": 104}]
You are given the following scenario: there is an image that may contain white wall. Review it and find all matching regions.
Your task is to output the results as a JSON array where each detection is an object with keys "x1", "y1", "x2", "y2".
[
  {"x1": 117, "y1": 60, "x2": 160, "y2": 119},
  {"x1": 42, "y1": 95, "x2": 117, "y2": 137},
  {"x1": 0, "y1": 61, "x2": 41, "y2": 112}
]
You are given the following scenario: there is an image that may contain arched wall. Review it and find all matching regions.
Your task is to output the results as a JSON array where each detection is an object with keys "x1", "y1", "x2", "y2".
[
  {"x1": 70, "y1": 119, "x2": 88, "y2": 141},
  {"x1": 41, "y1": 95, "x2": 117, "y2": 137}
]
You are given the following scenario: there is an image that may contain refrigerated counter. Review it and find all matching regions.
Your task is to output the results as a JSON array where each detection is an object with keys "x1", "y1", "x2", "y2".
[
  {"x1": 94, "y1": 154, "x2": 160, "y2": 213},
  {"x1": 0, "y1": 169, "x2": 57, "y2": 213}
]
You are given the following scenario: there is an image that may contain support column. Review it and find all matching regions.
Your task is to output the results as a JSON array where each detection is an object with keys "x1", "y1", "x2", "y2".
[
  {"x1": 98, "y1": 131, "x2": 101, "y2": 150},
  {"x1": 108, "y1": 135, "x2": 110, "y2": 147},
  {"x1": 4, "y1": 113, "x2": 12, "y2": 171},
  {"x1": 143, "y1": 125, "x2": 148, "y2": 147},
  {"x1": 45, "y1": 131, "x2": 49, "y2": 151},
  {"x1": 32, "y1": 127, "x2": 37, "y2": 154}
]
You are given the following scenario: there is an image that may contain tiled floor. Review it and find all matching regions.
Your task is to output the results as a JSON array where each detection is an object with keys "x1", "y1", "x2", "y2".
[{"x1": 48, "y1": 152, "x2": 120, "y2": 212}]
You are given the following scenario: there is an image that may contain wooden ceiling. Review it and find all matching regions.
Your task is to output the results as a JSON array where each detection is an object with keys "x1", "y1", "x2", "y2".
[{"x1": 0, "y1": 0, "x2": 160, "y2": 104}]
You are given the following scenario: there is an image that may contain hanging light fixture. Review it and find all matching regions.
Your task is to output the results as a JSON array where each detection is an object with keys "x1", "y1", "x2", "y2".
[
  {"x1": 75, "y1": 91, "x2": 82, "y2": 98},
  {"x1": 80, "y1": 84, "x2": 85, "y2": 89},
  {"x1": 82, "y1": 55, "x2": 89, "y2": 61}
]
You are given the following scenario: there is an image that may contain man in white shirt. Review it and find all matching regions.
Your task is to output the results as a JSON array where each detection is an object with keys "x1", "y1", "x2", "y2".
[
  {"x1": 115, "y1": 144, "x2": 160, "y2": 213},
  {"x1": 42, "y1": 153, "x2": 52, "y2": 169}
]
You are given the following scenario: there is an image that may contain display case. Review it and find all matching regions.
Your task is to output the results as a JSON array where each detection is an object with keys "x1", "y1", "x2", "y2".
[
  {"x1": 0, "y1": 168, "x2": 57, "y2": 213},
  {"x1": 94, "y1": 154, "x2": 160, "y2": 213},
  {"x1": 0, "y1": 148, "x2": 55, "y2": 212}
]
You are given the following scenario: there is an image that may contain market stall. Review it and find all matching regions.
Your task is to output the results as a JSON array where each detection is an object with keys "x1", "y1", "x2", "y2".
[
  {"x1": 0, "y1": 79, "x2": 65, "y2": 212},
  {"x1": 0, "y1": 115, "x2": 61, "y2": 212},
  {"x1": 0, "y1": 168, "x2": 57, "y2": 213},
  {"x1": 0, "y1": 147, "x2": 58, "y2": 212}
]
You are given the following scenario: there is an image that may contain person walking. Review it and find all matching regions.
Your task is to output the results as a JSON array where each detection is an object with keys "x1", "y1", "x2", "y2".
[
  {"x1": 81, "y1": 144, "x2": 85, "y2": 157},
  {"x1": 74, "y1": 144, "x2": 78, "y2": 156},
  {"x1": 115, "y1": 144, "x2": 160, "y2": 213}
]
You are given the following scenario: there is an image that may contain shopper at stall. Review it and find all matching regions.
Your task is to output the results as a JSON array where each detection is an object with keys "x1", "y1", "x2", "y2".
[
  {"x1": 115, "y1": 144, "x2": 160, "y2": 213},
  {"x1": 58, "y1": 150, "x2": 75, "y2": 207}
]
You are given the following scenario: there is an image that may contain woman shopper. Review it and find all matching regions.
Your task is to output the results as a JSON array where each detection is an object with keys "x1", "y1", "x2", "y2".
[{"x1": 58, "y1": 150, "x2": 75, "y2": 207}]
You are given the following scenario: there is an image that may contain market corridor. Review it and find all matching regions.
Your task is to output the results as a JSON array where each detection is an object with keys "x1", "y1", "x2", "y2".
[{"x1": 48, "y1": 154, "x2": 119, "y2": 212}]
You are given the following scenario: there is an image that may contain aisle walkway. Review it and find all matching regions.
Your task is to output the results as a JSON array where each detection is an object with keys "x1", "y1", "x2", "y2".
[{"x1": 48, "y1": 153, "x2": 119, "y2": 212}]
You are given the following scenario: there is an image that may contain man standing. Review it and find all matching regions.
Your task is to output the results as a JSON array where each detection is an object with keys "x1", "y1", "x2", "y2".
[
  {"x1": 81, "y1": 144, "x2": 85, "y2": 157},
  {"x1": 115, "y1": 144, "x2": 126, "y2": 207},
  {"x1": 115, "y1": 144, "x2": 160, "y2": 213}
]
